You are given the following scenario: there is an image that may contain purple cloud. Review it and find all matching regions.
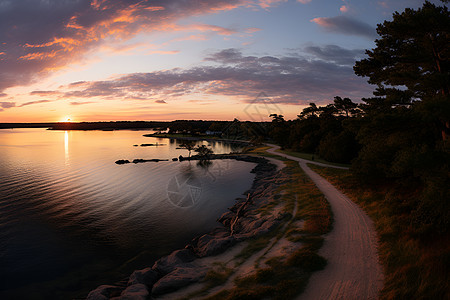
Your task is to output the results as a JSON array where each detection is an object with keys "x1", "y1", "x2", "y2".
[
  {"x1": 59, "y1": 48, "x2": 373, "y2": 104},
  {"x1": 0, "y1": 101, "x2": 15, "y2": 112},
  {"x1": 70, "y1": 101, "x2": 96, "y2": 105},
  {"x1": 30, "y1": 90, "x2": 61, "y2": 96},
  {"x1": 0, "y1": 102, "x2": 16, "y2": 109},
  {"x1": 304, "y1": 45, "x2": 365, "y2": 65},
  {"x1": 311, "y1": 16, "x2": 377, "y2": 39},
  {"x1": 19, "y1": 100, "x2": 52, "y2": 107}
]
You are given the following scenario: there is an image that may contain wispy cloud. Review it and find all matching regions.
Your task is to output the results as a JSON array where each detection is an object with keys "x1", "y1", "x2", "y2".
[
  {"x1": 340, "y1": 5, "x2": 349, "y2": 13},
  {"x1": 19, "y1": 100, "x2": 53, "y2": 107},
  {"x1": 30, "y1": 90, "x2": 62, "y2": 96},
  {"x1": 258, "y1": 0, "x2": 287, "y2": 9},
  {"x1": 0, "y1": 101, "x2": 16, "y2": 112},
  {"x1": 245, "y1": 27, "x2": 262, "y2": 34},
  {"x1": 188, "y1": 24, "x2": 238, "y2": 36},
  {"x1": 258, "y1": 0, "x2": 311, "y2": 9},
  {"x1": 304, "y1": 45, "x2": 365, "y2": 65},
  {"x1": 148, "y1": 50, "x2": 180, "y2": 55},
  {"x1": 70, "y1": 101, "x2": 96, "y2": 106},
  {"x1": 311, "y1": 15, "x2": 377, "y2": 39}
]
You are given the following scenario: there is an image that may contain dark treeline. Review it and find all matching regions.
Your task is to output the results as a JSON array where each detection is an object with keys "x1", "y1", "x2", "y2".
[
  {"x1": 267, "y1": 97, "x2": 361, "y2": 164},
  {"x1": 267, "y1": 1, "x2": 450, "y2": 237},
  {"x1": 167, "y1": 119, "x2": 269, "y2": 143}
]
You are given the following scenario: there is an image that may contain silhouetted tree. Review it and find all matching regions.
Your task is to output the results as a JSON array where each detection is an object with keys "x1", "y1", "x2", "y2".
[
  {"x1": 269, "y1": 114, "x2": 290, "y2": 148},
  {"x1": 179, "y1": 140, "x2": 196, "y2": 157},
  {"x1": 333, "y1": 96, "x2": 359, "y2": 117},
  {"x1": 354, "y1": 1, "x2": 450, "y2": 139},
  {"x1": 195, "y1": 145, "x2": 213, "y2": 157},
  {"x1": 298, "y1": 103, "x2": 320, "y2": 120}
]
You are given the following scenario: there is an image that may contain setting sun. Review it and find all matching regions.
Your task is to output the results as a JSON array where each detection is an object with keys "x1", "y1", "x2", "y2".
[{"x1": 60, "y1": 116, "x2": 72, "y2": 122}]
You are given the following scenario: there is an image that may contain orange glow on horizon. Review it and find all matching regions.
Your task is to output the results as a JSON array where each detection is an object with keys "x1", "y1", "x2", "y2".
[{"x1": 60, "y1": 116, "x2": 73, "y2": 122}]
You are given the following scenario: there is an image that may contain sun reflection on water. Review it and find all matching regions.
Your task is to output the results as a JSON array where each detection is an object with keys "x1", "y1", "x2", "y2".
[{"x1": 64, "y1": 131, "x2": 69, "y2": 165}]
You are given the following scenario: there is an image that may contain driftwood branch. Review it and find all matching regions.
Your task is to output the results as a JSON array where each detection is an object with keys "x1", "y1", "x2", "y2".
[{"x1": 230, "y1": 193, "x2": 251, "y2": 236}]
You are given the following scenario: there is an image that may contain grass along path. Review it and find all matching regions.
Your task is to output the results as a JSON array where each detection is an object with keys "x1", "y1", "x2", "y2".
[
  {"x1": 276, "y1": 149, "x2": 351, "y2": 169},
  {"x1": 266, "y1": 145, "x2": 383, "y2": 300},
  {"x1": 308, "y1": 164, "x2": 450, "y2": 299}
]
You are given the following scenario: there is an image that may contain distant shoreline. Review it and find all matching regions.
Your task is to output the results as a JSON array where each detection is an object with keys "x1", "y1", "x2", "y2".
[
  {"x1": 145, "y1": 133, "x2": 249, "y2": 145},
  {"x1": 0, "y1": 121, "x2": 169, "y2": 130}
]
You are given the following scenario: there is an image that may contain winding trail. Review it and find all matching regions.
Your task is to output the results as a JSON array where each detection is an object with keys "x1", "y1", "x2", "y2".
[{"x1": 266, "y1": 145, "x2": 383, "y2": 300}]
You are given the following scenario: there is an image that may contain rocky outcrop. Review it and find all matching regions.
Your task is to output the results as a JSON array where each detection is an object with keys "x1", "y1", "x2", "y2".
[
  {"x1": 127, "y1": 268, "x2": 159, "y2": 286},
  {"x1": 86, "y1": 285, "x2": 123, "y2": 300},
  {"x1": 119, "y1": 284, "x2": 149, "y2": 300},
  {"x1": 140, "y1": 143, "x2": 165, "y2": 147},
  {"x1": 190, "y1": 230, "x2": 237, "y2": 257},
  {"x1": 115, "y1": 160, "x2": 130, "y2": 165},
  {"x1": 152, "y1": 249, "x2": 197, "y2": 275},
  {"x1": 114, "y1": 159, "x2": 168, "y2": 164},
  {"x1": 132, "y1": 159, "x2": 169, "y2": 163},
  {"x1": 151, "y1": 265, "x2": 208, "y2": 295}
]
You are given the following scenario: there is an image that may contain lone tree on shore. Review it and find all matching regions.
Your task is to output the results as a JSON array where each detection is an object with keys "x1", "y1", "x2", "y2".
[
  {"x1": 195, "y1": 145, "x2": 213, "y2": 158},
  {"x1": 179, "y1": 140, "x2": 196, "y2": 157}
]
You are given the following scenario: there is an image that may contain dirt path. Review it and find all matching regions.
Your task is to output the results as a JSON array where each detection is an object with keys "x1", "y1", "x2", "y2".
[{"x1": 266, "y1": 145, "x2": 383, "y2": 300}]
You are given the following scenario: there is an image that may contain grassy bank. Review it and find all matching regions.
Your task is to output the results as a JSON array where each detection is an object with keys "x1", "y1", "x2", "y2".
[
  {"x1": 276, "y1": 149, "x2": 350, "y2": 168},
  {"x1": 200, "y1": 159, "x2": 332, "y2": 299},
  {"x1": 308, "y1": 164, "x2": 449, "y2": 299}
]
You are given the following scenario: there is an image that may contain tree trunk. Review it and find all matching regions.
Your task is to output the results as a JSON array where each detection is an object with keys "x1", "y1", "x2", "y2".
[{"x1": 442, "y1": 120, "x2": 450, "y2": 141}]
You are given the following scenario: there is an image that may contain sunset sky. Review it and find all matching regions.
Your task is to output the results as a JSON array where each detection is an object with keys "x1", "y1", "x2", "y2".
[{"x1": 0, "y1": 0, "x2": 439, "y2": 122}]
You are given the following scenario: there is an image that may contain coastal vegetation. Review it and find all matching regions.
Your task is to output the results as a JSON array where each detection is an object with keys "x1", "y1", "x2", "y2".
[
  {"x1": 263, "y1": 2, "x2": 449, "y2": 234},
  {"x1": 309, "y1": 164, "x2": 449, "y2": 299},
  {"x1": 261, "y1": 2, "x2": 449, "y2": 299}
]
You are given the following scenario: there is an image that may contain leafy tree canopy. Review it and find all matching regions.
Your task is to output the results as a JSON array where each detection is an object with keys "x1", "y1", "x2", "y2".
[{"x1": 354, "y1": 1, "x2": 449, "y2": 101}]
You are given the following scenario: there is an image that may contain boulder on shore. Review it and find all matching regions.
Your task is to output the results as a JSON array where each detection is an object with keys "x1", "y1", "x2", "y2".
[
  {"x1": 127, "y1": 267, "x2": 159, "y2": 286},
  {"x1": 119, "y1": 283, "x2": 149, "y2": 300},
  {"x1": 86, "y1": 285, "x2": 123, "y2": 300},
  {"x1": 152, "y1": 249, "x2": 197, "y2": 275},
  {"x1": 151, "y1": 265, "x2": 208, "y2": 296},
  {"x1": 193, "y1": 233, "x2": 237, "y2": 257}
]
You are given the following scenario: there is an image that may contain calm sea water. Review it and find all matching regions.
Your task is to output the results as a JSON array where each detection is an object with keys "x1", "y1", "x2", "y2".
[{"x1": 0, "y1": 129, "x2": 255, "y2": 299}]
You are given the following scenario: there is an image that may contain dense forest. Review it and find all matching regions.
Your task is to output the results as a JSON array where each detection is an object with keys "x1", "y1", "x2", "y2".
[{"x1": 265, "y1": 2, "x2": 449, "y2": 238}]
